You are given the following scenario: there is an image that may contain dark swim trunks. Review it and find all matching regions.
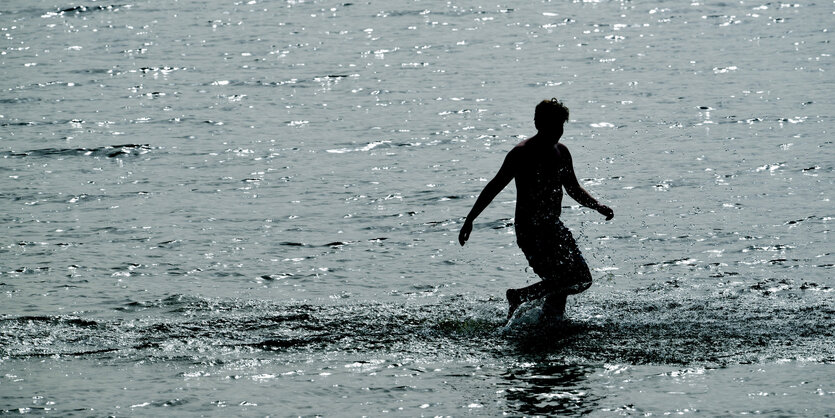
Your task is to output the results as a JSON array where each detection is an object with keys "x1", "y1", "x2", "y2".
[{"x1": 516, "y1": 220, "x2": 592, "y2": 295}]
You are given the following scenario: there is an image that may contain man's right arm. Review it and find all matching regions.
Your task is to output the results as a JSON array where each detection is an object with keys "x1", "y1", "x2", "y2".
[{"x1": 458, "y1": 151, "x2": 515, "y2": 245}]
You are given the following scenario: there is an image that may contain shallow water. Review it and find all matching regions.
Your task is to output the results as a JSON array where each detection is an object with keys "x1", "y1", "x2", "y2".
[{"x1": 1, "y1": 0, "x2": 833, "y2": 415}]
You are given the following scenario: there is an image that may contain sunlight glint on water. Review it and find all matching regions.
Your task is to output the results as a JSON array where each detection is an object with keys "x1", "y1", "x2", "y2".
[{"x1": 1, "y1": 0, "x2": 832, "y2": 415}]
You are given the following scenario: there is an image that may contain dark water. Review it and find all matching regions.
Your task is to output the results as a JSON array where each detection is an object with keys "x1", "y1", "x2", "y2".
[{"x1": 2, "y1": 0, "x2": 833, "y2": 415}]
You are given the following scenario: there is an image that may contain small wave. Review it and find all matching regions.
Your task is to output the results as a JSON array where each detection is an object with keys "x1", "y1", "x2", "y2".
[
  {"x1": 41, "y1": 4, "x2": 129, "y2": 18},
  {"x1": 326, "y1": 140, "x2": 391, "y2": 154},
  {"x1": 0, "y1": 315, "x2": 99, "y2": 328},
  {"x1": 1, "y1": 144, "x2": 153, "y2": 159},
  {"x1": 0, "y1": 97, "x2": 42, "y2": 105}
]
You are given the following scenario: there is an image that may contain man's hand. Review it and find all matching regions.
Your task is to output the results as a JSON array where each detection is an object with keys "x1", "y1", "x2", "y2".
[
  {"x1": 458, "y1": 220, "x2": 473, "y2": 246},
  {"x1": 597, "y1": 205, "x2": 614, "y2": 221}
]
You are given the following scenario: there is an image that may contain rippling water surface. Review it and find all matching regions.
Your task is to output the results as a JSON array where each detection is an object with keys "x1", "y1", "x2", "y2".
[{"x1": 2, "y1": 0, "x2": 833, "y2": 415}]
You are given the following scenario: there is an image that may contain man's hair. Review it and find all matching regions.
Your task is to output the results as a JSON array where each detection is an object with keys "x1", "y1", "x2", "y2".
[{"x1": 534, "y1": 98, "x2": 569, "y2": 132}]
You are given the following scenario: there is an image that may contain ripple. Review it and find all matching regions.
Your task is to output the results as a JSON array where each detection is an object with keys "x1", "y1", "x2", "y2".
[{"x1": 1, "y1": 144, "x2": 153, "y2": 159}]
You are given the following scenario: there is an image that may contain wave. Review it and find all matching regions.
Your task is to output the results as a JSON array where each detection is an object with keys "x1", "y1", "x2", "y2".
[
  {"x1": 40, "y1": 4, "x2": 129, "y2": 18},
  {"x1": 1, "y1": 144, "x2": 153, "y2": 159}
]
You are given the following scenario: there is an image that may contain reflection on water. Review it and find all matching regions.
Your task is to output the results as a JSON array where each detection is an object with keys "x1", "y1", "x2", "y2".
[{"x1": 501, "y1": 361, "x2": 601, "y2": 416}]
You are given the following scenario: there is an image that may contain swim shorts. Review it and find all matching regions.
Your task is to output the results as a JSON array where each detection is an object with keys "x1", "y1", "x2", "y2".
[{"x1": 515, "y1": 220, "x2": 592, "y2": 294}]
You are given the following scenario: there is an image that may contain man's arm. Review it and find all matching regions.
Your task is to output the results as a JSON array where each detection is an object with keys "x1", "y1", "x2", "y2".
[
  {"x1": 560, "y1": 144, "x2": 614, "y2": 220},
  {"x1": 458, "y1": 152, "x2": 515, "y2": 246}
]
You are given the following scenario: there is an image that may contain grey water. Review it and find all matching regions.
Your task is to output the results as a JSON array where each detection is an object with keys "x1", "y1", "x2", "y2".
[{"x1": 1, "y1": 0, "x2": 833, "y2": 415}]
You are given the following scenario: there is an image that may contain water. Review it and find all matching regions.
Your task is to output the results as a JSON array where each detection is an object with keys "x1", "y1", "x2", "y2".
[{"x1": 1, "y1": 0, "x2": 833, "y2": 415}]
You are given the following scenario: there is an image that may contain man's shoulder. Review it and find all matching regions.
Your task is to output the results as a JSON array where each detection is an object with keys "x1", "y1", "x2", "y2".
[
  {"x1": 507, "y1": 139, "x2": 529, "y2": 156},
  {"x1": 556, "y1": 143, "x2": 573, "y2": 160},
  {"x1": 513, "y1": 137, "x2": 533, "y2": 148}
]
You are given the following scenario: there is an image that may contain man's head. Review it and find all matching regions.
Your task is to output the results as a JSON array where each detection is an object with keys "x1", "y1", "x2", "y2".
[{"x1": 534, "y1": 98, "x2": 569, "y2": 134}]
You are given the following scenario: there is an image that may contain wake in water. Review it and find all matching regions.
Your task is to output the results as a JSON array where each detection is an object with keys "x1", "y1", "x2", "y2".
[{"x1": 2, "y1": 280, "x2": 832, "y2": 366}]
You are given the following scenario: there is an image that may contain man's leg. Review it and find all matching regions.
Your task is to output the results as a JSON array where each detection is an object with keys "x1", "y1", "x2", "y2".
[
  {"x1": 506, "y1": 265, "x2": 590, "y2": 319},
  {"x1": 506, "y1": 280, "x2": 552, "y2": 319},
  {"x1": 514, "y1": 280, "x2": 551, "y2": 300},
  {"x1": 507, "y1": 281, "x2": 565, "y2": 317},
  {"x1": 509, "y1": 226, "x2": 590, "y2": 320},
  {"x1": 541, "y1": 293, "x2": 567, "y2": 318}
]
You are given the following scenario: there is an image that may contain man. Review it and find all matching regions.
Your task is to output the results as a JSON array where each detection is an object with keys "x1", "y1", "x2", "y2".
[{"x1": 458, "y1": 99, "x2": 614, "y2": 320}]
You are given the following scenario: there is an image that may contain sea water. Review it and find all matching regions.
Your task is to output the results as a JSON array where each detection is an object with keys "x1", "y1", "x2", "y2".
[{"x1": 1, "y1": 0, "x2": 833, "y2": 415}]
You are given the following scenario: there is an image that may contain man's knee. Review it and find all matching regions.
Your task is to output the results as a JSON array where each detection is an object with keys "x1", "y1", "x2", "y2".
[
  {"x1": 567, "y1": 260, "x2": 591, "y2": 280},
  {"x1": 578, "y1": 266, "x2": 592, "y2": 282}
]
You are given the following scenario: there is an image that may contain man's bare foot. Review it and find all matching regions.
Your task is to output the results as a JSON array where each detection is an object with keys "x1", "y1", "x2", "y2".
[{"x1": 506, "y1": 288, "x2": 521, "y2": 320}]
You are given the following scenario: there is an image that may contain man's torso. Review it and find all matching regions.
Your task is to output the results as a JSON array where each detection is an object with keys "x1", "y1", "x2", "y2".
[{"x1": 511, "y1": 139, "x2": 568, "y2": 230}]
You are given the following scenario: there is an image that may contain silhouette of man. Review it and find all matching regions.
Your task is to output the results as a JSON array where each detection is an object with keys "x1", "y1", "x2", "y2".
[{"x1": 458, "y1": 99, "x2": 614, "y2": 320}]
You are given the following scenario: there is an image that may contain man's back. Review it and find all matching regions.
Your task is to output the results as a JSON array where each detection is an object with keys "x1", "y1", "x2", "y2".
[{"x1": 509, "y1": 137, "x2": 569, "y2": 229}]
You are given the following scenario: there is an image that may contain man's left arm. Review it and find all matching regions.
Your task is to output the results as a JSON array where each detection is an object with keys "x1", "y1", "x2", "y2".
[{"x1": 560, "y1": 145, "x2": 614, "y2": 220}]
